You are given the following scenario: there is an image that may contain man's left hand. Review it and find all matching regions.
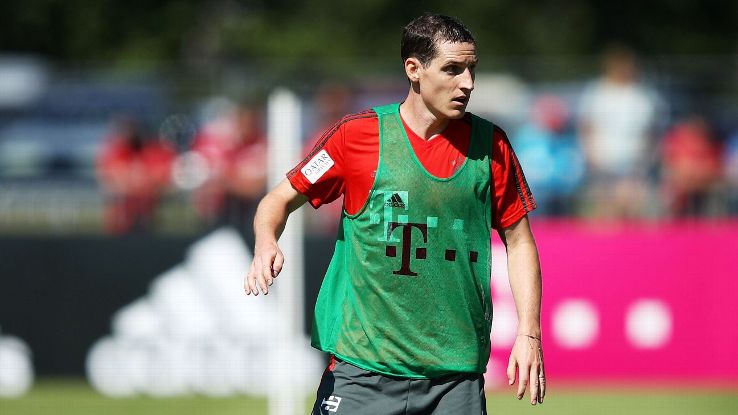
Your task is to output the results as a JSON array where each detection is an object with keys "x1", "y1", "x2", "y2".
[{"x1": 507, "y1": 334, "x2": 546, "y2": 405}]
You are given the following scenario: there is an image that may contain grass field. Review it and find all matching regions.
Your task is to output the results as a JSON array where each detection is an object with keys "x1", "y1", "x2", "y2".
[{"x1": 1, "y1": 379, "x2": 737, "y2": 415}]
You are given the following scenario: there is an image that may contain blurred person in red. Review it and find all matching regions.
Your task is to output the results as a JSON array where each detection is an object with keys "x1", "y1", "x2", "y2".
[
  {"x1": 96, "y1": 116, "x2": 176, "y2": 234},
  {"x1": 578, "y1": 45, "x2": 663, "y2": 219},
  {"x1": 191, "y1": 102, "x2": 267, "y2": 243},
  {"x1": 660, "y1": 115, "x2": 722, "y2": 217}
]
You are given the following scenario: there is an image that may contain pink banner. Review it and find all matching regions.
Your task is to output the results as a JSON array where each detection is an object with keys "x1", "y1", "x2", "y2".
[{"x1": 486, "y1": 220, "x2": 738, "y2": 385}]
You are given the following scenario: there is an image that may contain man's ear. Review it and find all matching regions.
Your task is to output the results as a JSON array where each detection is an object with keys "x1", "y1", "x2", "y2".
[{"x1": 404, "y1": 57, "x2": 421, "y2": 83}]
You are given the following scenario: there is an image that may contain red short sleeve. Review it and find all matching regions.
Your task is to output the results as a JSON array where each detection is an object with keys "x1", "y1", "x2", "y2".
[
  {"x1": 287, "y1": 123, "x2": 346, "y2": 209},
  {"x1": 491, "y1": 126, "x2": 537, "y2": 229},
  {"x1": 287, "y1": 110, "x2": 378, "y2": 210}
]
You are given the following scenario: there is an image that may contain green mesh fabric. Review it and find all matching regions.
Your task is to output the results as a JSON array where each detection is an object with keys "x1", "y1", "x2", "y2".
[{"x1": 311, "y1": 103, "x2": 494, "y2": 378}]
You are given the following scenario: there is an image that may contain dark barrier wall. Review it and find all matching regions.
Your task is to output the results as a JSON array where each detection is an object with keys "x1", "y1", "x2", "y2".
[
  {"x1": 0, "y1": 234, "x2": 333, "y2": 375},
  {"x1": 0, "y1": 235, "x2": 198, "y2": 375}
]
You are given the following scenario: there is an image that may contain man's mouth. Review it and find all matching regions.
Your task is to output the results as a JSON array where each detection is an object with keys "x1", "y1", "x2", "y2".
[{"x1": 452, "y1": 96, "x2": 469, "y2": 105}]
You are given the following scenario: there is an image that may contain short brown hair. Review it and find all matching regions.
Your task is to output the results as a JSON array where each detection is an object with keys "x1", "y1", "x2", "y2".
[{"x1": 401, "y1": 14, "x2": 476, "y2": 67}]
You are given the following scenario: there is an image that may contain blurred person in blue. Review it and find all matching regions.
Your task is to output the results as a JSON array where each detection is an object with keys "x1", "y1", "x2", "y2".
[
  {"x1": 721, "y1": 129, "x2": 738, "y2": 214},
  {"x1": 513, "y1": 95, "x2": 584, "y2": 216},
  {"x1": 96, "y1": 116, "x2": 176, "y2": 234},
  {"x1": 577, "y1": 45, "x2": 663, "y2": 219}
]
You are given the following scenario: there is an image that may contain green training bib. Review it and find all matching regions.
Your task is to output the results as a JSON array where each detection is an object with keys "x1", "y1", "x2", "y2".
[{"x1": 311, "y1": 103, "x2": 494, "y2": 378}]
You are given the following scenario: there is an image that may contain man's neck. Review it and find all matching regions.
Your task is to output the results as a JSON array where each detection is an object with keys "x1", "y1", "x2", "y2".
[{"x1": 399, "y1": 93, "x2": 451, "y2": 140}]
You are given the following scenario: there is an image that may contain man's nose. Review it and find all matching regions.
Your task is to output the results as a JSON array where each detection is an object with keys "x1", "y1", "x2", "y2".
[{"x1": 459, "y1": 68, "x2": 474, "y2": 92}]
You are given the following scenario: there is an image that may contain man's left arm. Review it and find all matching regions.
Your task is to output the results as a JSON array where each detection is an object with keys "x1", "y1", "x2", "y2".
[{"x1": 499, "y1": 215, "x2": 545, "y2": 405}]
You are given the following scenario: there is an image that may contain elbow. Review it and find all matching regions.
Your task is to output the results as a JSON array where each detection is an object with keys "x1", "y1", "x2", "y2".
[{"x1": 501, "y1": 216, "x2": 536, "y2": 250}]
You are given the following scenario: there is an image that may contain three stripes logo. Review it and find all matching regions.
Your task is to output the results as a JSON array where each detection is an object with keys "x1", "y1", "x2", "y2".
[{"x1": 385, "y1": 193, "x2": 405, "y2": 208}]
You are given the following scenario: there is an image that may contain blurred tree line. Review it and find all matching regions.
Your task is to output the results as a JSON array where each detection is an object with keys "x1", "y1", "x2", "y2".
[{"x1": 0, "y1": 0, "x2": 735, "y2": 73}]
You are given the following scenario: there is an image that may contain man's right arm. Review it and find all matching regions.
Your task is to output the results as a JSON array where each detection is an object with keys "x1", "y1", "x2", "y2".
[{"x1": 244, "y1": 178, "x2": 308, "y2": 296}]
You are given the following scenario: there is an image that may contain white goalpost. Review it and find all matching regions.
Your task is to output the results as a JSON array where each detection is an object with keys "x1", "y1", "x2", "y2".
[{"x1": 266, "y1": 88, "x2": 307, "y2": 415}]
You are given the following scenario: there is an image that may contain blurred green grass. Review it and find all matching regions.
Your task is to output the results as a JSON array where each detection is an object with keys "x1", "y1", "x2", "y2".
[{"x1": 1, "y1": 379, "x2": 737, "y2": 415}]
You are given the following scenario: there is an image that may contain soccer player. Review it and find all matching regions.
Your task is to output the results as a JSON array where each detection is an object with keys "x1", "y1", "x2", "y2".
[{"x1": 245, "y1": 14, "x2": 545, "y2": 414}]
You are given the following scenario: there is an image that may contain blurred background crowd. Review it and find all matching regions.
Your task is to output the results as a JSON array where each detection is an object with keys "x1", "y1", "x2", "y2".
[
  {"x1": 0, "y1": 0, "x2": 736, "y2": 240},
  {"x1": 1, "y1": 47, "x2": 736, "y2": 239}
]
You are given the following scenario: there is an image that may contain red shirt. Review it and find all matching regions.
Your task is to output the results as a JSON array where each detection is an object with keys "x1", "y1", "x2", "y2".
[
  {"x1": 288, "y1": 110, "x2": 536, "y2": 230},
  {"x1": 97, "y1": 136, "x2": 175, "y2": 195}
]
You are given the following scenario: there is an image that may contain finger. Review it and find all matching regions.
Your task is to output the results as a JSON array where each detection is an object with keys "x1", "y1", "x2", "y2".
[
  {"x1": 538, "y1": 369, "x2": 546, "y2": 403},
  {"x1": 517, "y1": 364, "x2": 529, "y2": 400},
  {"x1": 529, "y1": 365, "x2": 539, "y2": 405},
  {"x1": 248, "y1": 258, "x2": 261, "y2": 296},
  {"x1": 245, "y1": 260, "x2": 256, "y2": 295},
  {"x1": 538, "y1": 349, "x2": 546, "y2": 402},
  {"x1": 244, "y1": 267, "x2": 252, "y2": 295},
  {"x1": 506, "y1": 355, "x2": 517, "y2": 385},
  {"x1": 272, "y1": 250, "x2": 285, "y2": 281},
  {"x1": 259, "y1": 255, "x2": 272, "y2": 294}
]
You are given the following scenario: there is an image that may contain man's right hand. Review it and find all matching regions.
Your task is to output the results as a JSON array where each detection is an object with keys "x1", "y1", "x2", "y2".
[
  {"x1": 244, "y1": 240, "x2": 284, "y2": 296},
  {"x1": 243, "y1": 178, "x2": 307, "y2": 297}
]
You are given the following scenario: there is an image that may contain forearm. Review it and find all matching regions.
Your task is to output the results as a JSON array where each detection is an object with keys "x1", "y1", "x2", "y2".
[
  {"x1": 252, "y1": 178, "x2": 307, "y2": 247},
  {"x1": 253, "y1": 194, "x2": 289, "y2": 244},
  {"x1": 502, "y1": 217, "x2": 542, "y2": 337},
  {"x1": 507, "y1": 239, "x2": 542, "y2": 337}
]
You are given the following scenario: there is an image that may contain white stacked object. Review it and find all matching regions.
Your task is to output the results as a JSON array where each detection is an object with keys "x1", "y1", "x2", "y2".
[
  {"x1": 85, "y1": 227, "x2": 323, "y2": 399},
  {"x1": 0, "y1": 327, "x2": 34, "y2": 397}
]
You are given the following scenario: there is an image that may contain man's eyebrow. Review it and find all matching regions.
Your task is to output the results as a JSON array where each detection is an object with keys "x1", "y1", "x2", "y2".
[{"x1": 443, "y1": 58, "x2": 479, "y2": 65}]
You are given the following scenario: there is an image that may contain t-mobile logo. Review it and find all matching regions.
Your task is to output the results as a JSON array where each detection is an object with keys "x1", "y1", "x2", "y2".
[
  {"x1": 322, "y1": 395, "x2": 342, "y2": 412},
  {"x1": 385, "y1": 221, "x2": 428, "y2": 276},
  {"x1": 385, "y1": 220, "x2": 479, "y2": 276}
]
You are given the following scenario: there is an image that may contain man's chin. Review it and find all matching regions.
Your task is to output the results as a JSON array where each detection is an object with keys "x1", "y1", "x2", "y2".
[{"x1": 447, "y1": 108, "x2": 466, "y2": 119}]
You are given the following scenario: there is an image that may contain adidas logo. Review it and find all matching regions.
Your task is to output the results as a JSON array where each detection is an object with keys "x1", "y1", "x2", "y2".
[
  {"x1": 322, "y1": 395, "x2": 342, "y2": 412},
  {"x1": 385, "y1": 193, "x2": 405, "y2": 208}
]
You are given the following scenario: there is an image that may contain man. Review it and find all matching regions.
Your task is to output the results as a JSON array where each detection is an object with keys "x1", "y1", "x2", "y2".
[
  {"x1": 97, "y1": 116, "x2": 176, "y2": 234},
  {"x1": 577, "y1": 45, "x2": 662, "y2": 218},
  {"x1": 245, "y1": 14, "x2": 545, "y2": 414}
]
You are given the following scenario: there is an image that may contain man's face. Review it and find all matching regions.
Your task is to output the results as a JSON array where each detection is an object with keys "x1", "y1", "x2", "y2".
[{"x1": 415, "y1": 41, "x2": 477, "y2": 120}]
